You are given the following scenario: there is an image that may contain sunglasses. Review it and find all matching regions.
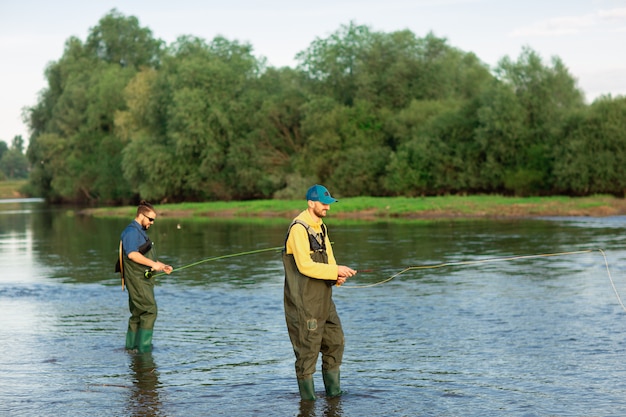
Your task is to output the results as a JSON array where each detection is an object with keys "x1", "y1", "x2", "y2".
[{"x1": 144, "y1": 214, "x2": 155, "y2": 222}]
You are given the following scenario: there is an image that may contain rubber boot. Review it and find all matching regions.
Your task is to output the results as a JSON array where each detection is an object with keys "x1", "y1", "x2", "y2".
[
  {"x1": 322, "y1": 370, "x2": 342, "y2": 397},
  {"x1": 125, "y1": 329, "x2": 138, "y2": 350},
  {"x1": 297, "y1": 377, "x2": 316, "y2": 401},
  {"x1": 136, "y1": 328, "x2": 154, "y2": 353}
]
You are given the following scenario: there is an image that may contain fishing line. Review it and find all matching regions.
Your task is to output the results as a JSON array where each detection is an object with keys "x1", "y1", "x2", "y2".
[
  {"x1": 148, "y1": 245, "x2": 626, "y2": 312},
  {"x1": 344, "y1": 249, "x2": 594, "y2": 288},
  {"x1": 149, "y1": 245, "x2": 283, "y2": 278},
  {"x1": 597, "y1": 248, "x2": 626, "y2": 312},
  {"x1": 343, "y1": 249, "x2": 626, "y2": 312}
]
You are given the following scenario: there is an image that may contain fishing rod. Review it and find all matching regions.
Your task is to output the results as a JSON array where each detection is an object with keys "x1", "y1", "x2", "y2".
[{"x1": 147, "y1": 245, "x2": 283, "y2": 278}]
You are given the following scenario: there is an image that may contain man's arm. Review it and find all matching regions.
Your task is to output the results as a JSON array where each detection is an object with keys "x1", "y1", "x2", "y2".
[
  {"x1": 128, "y1": 251, "x2": 173, "y2": 274},
  {"x1": 287, "y1": 224, "x2": 339, "y2": 280}
]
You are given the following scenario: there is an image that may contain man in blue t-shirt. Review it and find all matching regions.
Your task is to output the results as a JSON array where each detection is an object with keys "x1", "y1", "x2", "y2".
[{"x1": 120, "y1": 200, "x2": 173, "y2": 352}]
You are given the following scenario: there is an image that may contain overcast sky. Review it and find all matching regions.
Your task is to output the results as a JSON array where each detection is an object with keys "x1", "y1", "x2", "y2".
[{"x1": 1, "y1": 0, "x2": 625, "y2": 143}]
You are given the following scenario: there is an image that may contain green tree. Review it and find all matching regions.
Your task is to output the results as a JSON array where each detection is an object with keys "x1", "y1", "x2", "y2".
[
  {"x1": 296, "y1": 98, "x2": 388, "y2": 196},
  {"x1": 226, "y1": 67, "x2": 310, "y2": 199},
  {"x1": 494, "y1": 47, "x2": 584, "y2": 195},
  {"x1": 85, "y1": 8, "x2": 163, "y2": 68},
  {"x1": 472, "y1": 80, "x2": 527, "y2": 192},
  {"x1": 297, "y1": 21, "x2": 372, "y2": 106},
  {"x1": 26, "y1": 10, "x2": 162, "y2": 203},
  {"x1": 0, "y1": 136, "x2": 29, "y2": 179},
  {"x1": 0, "y1": 141, "x2": 8, "y2": 161},
  {"x1": 295, "y1": 23, "x2": 494, "y2": 197},
  {"x1": 384, "y1": 99, "x2": 467, "y2": 195},
  {"x1": 118, "y1": 35, "x2": 265, "y2": 201},
  {"x1": 298, "y1": 24, "x2": 492, "y2": 110},
  {"x1": 554, "y1": 96, "x2": 626, "y2": 195}
]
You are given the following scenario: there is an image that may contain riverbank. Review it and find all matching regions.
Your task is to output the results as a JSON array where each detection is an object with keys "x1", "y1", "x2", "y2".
[
  {"x1": 82, "y1": 194, "x2": 626, "y2": 221},
  {"x1": 0, "y1": 179, "x2": 28, "y2": 199}
]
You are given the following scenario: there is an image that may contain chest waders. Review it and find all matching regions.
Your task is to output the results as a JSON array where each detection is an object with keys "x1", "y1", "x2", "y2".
[
  {"x1": 282, "y1": 220, "x2": 344, "y2": 400},
  {"x1": 123, "y1": 239, "x2": 158, "y2": 353}
]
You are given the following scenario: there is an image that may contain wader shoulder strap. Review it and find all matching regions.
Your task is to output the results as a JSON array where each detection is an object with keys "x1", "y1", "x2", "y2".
[
  {"x1": 118, "y1": 240, "x2": 125, "y2": 291},
  {"x1": 138, "y1": 239, "x2": 153, "y2": 255},
  {"x1": 284, "y1": 219, "x2": 327, "y2": 252}
]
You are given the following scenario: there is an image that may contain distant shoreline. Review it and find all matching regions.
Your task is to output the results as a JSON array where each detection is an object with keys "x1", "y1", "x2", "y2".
[
  {"x1": 80, "y1": 195, "x2": 626, "y2": 221},
  {"x1": 0, "y1": 179, "x2": 28, "y2": 199},
  {"x1": 5, "y1": 180, "x2": 626, "y2": 221}
]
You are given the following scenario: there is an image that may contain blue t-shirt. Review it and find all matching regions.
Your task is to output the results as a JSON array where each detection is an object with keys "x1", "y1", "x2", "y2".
[{"x1": 120, "y1": 221, "x2": 150, "y2": 256}]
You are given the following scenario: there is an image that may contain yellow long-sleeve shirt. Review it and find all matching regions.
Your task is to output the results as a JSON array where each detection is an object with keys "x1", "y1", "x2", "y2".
[{"x1": 285, "y1": 210, "x2": 339, "y2": 281}]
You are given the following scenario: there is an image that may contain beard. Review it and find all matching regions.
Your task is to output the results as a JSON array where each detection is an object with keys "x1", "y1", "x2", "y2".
[{"x1": 312, "y1": 206, "x2": 327, "y2": 218}]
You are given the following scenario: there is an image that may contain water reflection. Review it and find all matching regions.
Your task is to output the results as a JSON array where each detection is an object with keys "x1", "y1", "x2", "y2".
[
  {"x1": 298, "y1": 396, "x2": 344, "y2": 417},
  {"x1": 127, "y1": 352, "x2": 162, "y2": 417}
]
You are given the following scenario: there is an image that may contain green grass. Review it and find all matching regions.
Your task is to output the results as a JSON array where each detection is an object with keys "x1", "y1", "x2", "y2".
[
  {"x1": 84, "y1": 194, "x2": 626, "y2": 222},
  {"x1": 0, "y1": 179, "x2": 29, "y2": 199}
]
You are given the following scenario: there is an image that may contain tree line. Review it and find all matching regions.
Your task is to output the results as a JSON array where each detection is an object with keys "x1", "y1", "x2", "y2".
[
  {"x1": 24, "y1": 9, "x2": 626, "y2": 204},
  {"x1": 0, "y1": 136, "x2": 28, "y2": 180}
]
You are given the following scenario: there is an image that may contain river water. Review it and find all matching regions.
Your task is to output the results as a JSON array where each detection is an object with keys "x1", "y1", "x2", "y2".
[{"x1": 2, "y1": 199, "x2": 626, "y2": 416}]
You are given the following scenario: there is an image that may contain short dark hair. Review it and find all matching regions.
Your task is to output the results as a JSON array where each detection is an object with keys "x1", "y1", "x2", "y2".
[{"x1": 137, "y1": 200, "x2": 155, "y2": 216}]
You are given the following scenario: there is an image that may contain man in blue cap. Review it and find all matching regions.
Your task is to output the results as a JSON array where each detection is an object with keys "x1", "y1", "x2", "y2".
[{"x1": 282, "y1": 184, "x2": 357, "y2": 400}]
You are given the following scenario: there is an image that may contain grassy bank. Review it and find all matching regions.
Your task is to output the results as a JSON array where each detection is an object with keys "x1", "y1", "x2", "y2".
[
  {"x1": 83, "y1": 194, "x2": 626, "y2": 221},
  {"x1": 0, "y1": 179, "x2": 28, "y2": 199}
]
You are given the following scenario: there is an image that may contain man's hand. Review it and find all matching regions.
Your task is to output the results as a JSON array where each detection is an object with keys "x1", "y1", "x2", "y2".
[
  {"x1": 153, "y1": 261, "x2": 174, "y2": 274},
  {"x1": 336, "y1": 265, "x2": 357, "y2": 286}
]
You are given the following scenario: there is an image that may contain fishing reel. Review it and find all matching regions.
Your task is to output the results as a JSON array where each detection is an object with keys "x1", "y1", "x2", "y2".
[{"x1": 144, "y1": 269, "x2": 154, "y2": 279}]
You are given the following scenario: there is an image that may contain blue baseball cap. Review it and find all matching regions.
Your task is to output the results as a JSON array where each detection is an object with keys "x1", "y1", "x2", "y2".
[{"x1": 306, "y1": 184, "x2": 338, "y2": 204}]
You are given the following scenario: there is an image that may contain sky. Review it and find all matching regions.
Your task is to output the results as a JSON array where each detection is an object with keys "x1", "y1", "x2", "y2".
[{"x1": 1, "y1": 0, "x2": 625, "y2": 144}]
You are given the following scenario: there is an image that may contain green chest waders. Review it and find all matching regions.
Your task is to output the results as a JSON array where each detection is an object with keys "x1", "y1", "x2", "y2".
[
  {"x1": 282, "y1": 220, "x2": 345, "y2": 399},
  {"x1": 123, "y1": 241, "x2": 158, "y2": 352}
]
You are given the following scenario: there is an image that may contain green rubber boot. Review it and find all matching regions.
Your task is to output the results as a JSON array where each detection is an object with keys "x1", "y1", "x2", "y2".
[
  {"x1": 136, "y1": 328, "x2": 154, "y2": 353},
  {"x1": 125, "y1": 329, "x2": 137, "y2": 350},
  {"x1": 297, "y1": 377, "x2": 316, "y2": 401},
  {"x1": 322, "y1": 370, "x2": 342, "y2": 397}
]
